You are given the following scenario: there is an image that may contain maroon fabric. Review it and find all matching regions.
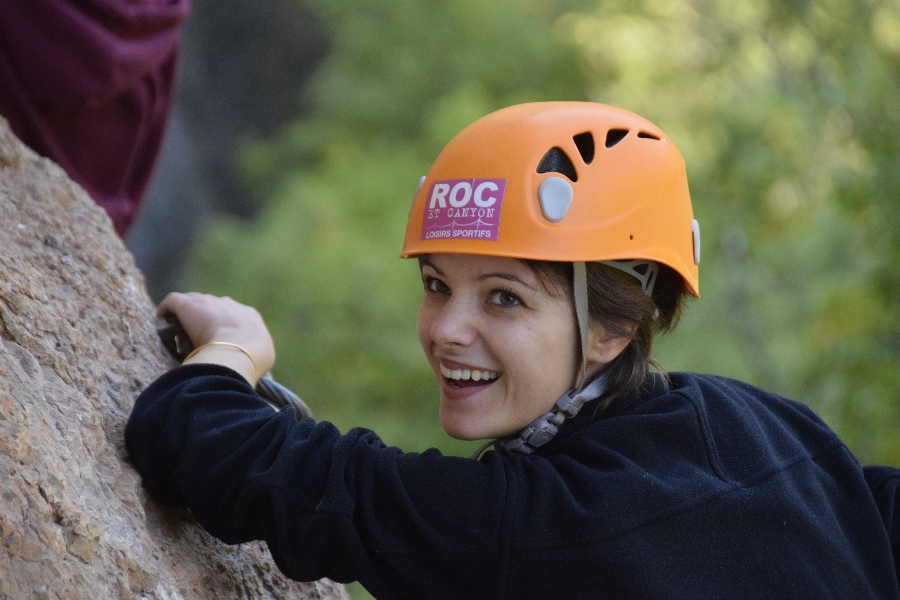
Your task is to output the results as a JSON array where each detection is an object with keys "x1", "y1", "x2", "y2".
[{"x1": 0, "y1": 0, "x2": 190, "y2": 235}]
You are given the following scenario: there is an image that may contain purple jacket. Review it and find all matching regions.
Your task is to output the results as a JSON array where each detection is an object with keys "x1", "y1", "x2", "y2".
[{"x1": 0, "y1": 0, "x2": 189, "y2": 234}]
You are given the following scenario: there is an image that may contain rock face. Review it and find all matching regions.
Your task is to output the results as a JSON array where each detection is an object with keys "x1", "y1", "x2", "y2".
[{"x1": 0, "y1": 119, "x2": 350, "y2": 600}]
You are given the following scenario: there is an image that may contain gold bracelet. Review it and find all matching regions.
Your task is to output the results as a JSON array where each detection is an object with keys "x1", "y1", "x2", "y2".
[{"x1": 183, "y1": 342, "x2": 258, "y2": 376}]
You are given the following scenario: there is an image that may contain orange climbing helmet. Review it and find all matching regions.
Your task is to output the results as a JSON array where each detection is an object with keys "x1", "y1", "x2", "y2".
[{"x1": 400, "y1": 102, "x2": 700, "y2": 296}]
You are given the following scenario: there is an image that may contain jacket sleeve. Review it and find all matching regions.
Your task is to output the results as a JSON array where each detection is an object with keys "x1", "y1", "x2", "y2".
[
  {"x1": 125, "y1": 364, "x2": 510, "y2": 599},
  {"x1": 864, "y1": 465, "x2": 900, "y2": 583}
]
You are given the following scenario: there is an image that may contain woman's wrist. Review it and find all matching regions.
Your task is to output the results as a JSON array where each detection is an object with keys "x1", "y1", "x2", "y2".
[{"x1": 183, "y1": 343, "x2": 262, "y2": 387}]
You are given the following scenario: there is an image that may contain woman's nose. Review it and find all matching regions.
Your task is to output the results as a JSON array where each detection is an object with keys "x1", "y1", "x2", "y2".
[{"x1": 429, "y1": 296, "x2": 478, "y2": 347}]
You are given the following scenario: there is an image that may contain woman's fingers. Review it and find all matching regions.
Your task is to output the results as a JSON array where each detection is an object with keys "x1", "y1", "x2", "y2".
[{"x1": 155, "y1": 291, "x2": 202, "y2": 319}]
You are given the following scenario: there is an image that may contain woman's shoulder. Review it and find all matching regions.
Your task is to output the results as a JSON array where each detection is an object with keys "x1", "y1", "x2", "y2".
[
  {"x1": 627, "y1": 371, "x2": 848, "y2": 483},
  {"x1": 552, "y1": 371, "x2": 849, "y2": 488},
  {"x1": 659, "y1": 371, "x2": 834, "y2": 434}
]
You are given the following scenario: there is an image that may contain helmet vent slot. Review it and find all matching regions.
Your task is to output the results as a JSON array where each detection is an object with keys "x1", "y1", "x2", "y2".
[
  {"x1": 573, "y1": 132, "x2": 595, "y2": 164},
  {"x1": 537, "y1": 147, "x2": 578, "y2": 182},
  {"x1": 637, "y1": 131, "x2": 661, "y2": 140},
  {"x1": 605, "y1": 128, "x2": 629, "y2": 148}
]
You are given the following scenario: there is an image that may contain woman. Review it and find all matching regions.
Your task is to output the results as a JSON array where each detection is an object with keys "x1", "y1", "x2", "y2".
[{"x1": 126, "y1": 103, "x2": 900, "y2": 599}]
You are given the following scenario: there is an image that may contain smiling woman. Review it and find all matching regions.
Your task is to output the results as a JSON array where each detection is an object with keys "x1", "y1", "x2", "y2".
[
  {"x1": 417, "y1": 254, "x2": 590, "y2": 442},
  {"x1": 125, "y1": 103, "x2": 900, "y2": 599}
]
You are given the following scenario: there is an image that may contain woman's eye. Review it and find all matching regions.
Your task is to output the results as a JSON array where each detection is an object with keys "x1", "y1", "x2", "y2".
[
  {"x1": 489, "y1": 290, "x2": 522, "y2": 307},
  {"x1": 423, "y1": 276, "x2": 449, "y2": 294}
]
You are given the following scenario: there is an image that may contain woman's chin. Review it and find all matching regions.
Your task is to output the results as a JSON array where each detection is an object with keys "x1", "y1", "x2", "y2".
[
  {"x1": 440, "y1": 412, "x2": 516, "y2": 442},
  {"x1": 440, "y1": 421, "x2": 481, "y2": 441},
  {"x1": 440, "y1": 413, "x2": 489, "y2": 441}
]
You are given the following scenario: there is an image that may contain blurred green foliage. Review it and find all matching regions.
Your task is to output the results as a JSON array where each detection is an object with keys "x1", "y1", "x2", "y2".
[{"x1": 188, "y1": 0, "x2": 900, "y2": 472}]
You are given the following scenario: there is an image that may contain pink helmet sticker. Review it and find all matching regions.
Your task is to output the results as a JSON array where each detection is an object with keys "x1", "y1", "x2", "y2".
[{"x1": 421, "y1": 179, "x2": 506, "y2": 241}]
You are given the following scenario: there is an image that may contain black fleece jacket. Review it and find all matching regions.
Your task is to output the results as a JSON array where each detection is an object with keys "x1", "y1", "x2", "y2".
[{"x1": 125, "y1": 364, "x2": 900, "y2": 599}]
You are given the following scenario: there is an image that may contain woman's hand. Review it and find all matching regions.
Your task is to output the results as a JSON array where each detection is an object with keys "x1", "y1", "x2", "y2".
[{"x1": 156, "y1": 292, "x2": 275, "y2": 386}]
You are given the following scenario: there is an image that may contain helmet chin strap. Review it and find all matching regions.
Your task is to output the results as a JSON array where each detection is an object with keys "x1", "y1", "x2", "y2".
[
  {"x1": 575, "y1": 260, "x2": 657, "y2": 391},
  {"x1": 573, "y1": 261, "x2": 591, "y2": 393}
]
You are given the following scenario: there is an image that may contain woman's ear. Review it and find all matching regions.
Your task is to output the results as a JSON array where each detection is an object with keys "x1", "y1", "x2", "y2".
[{"x1": 584, "y1": 322, "x2": 635, "y2": 371}]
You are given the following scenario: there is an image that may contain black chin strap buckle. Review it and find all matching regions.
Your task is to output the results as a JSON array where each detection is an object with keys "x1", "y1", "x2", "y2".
[{"x1": 495, "y1": 376, "x2": 607, "y2": 456}]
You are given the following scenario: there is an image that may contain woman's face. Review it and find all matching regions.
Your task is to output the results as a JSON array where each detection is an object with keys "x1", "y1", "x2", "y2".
[{"x1": 417, "y1": 253, "x2": 583, "y2": 441}]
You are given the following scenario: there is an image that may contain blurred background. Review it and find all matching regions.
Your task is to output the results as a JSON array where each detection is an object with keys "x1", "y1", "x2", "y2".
[{"x1": 127, "y1": 0, "x2": 900, "y2": 496}]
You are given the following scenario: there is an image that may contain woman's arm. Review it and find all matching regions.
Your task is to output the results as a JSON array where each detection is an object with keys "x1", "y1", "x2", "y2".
[{"x1": 125, "y1": 363, "x2": 510, "y2": 598}]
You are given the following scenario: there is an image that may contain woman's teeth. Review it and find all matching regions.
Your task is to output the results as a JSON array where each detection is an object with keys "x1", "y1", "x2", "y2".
[{"x1": 440, "y1": 363, "x2": 499, "y2": 382}]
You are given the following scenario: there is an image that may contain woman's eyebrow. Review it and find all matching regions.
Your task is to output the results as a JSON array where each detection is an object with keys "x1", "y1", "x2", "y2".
[
  {"x1": 477, "y1": 272, "x2": 538, "y2": 291},
  {"x1": 419, "y1": 257, "x2": 443, "y2": 276},
  {"x1": 421, "y1": 257, "x2": 538, "y2": 291}
]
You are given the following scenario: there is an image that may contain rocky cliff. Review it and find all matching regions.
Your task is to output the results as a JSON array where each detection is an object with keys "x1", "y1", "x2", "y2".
[{"x1": 0, "y1": 118, "x2": 349, "y2": 600}]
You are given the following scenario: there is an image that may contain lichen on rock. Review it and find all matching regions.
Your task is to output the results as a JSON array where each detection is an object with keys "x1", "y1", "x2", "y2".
[{"x1": 0, "y1": 117, "x2": 349, "y2": 600}]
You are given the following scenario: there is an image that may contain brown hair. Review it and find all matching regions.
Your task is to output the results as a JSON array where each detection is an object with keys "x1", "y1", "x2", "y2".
[{"x1": 527, "y1": 260, "x2": 689, "y2": 416}]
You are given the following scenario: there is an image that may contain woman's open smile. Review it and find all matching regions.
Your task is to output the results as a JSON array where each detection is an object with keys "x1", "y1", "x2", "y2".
[{"x1": 440, "y1": 360, "x2": 500, "y2": 386}]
